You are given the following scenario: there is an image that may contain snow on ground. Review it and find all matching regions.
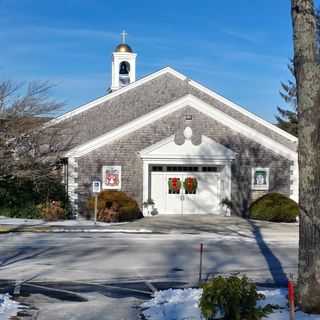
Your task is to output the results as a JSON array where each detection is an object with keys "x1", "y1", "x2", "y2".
[
  {"x1": 142, "y1": 288, "x2": 202, "y2": 320},
  {"x1": 0, "y1": 217, "x2": 127, "y2": 227},
  {"x1": 0, "y1": 294, "x2": 21, "y2": 320},
  {"x1": 50, "y1": 228, "x2": 153, "y2": 233},
  {"x1": 142, "y1": 287, "x2": 320, "y2": 320}
]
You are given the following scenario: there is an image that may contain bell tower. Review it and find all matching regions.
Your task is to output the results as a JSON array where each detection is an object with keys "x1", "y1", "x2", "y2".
[{"x1": 111, "y1": 31, "x2": 137, "y2": 91}]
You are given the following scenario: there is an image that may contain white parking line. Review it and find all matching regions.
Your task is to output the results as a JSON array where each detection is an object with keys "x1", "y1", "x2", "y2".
[{"x1": 134, "y1": 268, "x2": 158, "y2": 293}]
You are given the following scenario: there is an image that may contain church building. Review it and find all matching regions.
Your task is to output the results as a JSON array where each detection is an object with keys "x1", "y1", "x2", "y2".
[{"x1": 45, "y1": 33, "x2": 298, "y2": 218}]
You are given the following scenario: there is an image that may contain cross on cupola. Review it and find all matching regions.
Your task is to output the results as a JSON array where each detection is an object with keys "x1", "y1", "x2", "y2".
[
  {"x1": 111, "y1": 30, "x2": 137, "y2": 91},
  {"x1": 120, "y1": 30, "x2": 128, "y2": 43}
]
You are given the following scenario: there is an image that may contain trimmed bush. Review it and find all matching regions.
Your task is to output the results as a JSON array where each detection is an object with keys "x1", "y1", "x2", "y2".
[
  {"x1": 119, "y1": 205, "x2": 142, "y2": 222},
  {"x1": 87, "y1": 191, "x2": 143, "y2": 222},
  {"x1": 199, "y1": 276, "x2": 273, "y2": 320},
  {"x1": 250, "y1": 192, "x2": 299, "y2": 223}
]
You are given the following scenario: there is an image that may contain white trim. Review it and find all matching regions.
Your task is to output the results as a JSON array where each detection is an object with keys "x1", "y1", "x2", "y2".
[
  {"x1": 188, "y1": 80, "x2": 298, "y2": 143},
  {"x1": 44, "y1": 66, "x2": 297, "y2": 146},
  {"x1": 111, "y1": 52, "x2": 137, "y2": 91},
  {"x1": 142, "y1": 158, "x2": 233, "y2": 165},
  {"x1": 139, "y1": 135, "x2": 236, "y2": 161},
  {"x1": 142, "y1": 161, "x2": 150, "y2": 216},
  {"x1": 290, "y1": 160, "x2": 299, "y2": 202},
  {"x1": 67, "y1": 157, "x2": 79, "y2": 217},
  {"x1": 139, "y1": 136, "x2": 174, "y2": 156},
  {"x1": 66, "y1": 94, "x2": 297, "y2": 163},
  {"x1": 141, "y1": 158, "x2": 232, "y2": 216},
  {"x1": 43, "y1": 67, "x2": 186, "y2": 128}
]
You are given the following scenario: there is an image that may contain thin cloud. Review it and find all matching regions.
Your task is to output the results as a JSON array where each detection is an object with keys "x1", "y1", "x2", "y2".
[{"x1": 221, "y1": 28, "x2": 268, "y2": 45}]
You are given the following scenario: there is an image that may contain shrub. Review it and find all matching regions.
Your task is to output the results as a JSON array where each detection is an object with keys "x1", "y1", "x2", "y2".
[
  {"x1": 0, "y1": 176, "x2": 35, "y2": 208},
  {"x1": 220, "y1": 197, "x2": 233, "y2": 210},
  {"x1": 87, "y1": 191, "x2": 143, "y2": 222},
  {"x1": 0, "y1": 204, "x2": 41, "y2": 219},
  {"x1": 249, "y1": 192, "x2": 299, "y2": 223},
  {"x1": 199, "y1": 276, "x2": 273, "y2": 320},
  {"x1": 38, "y1": 201, "x2": 66, "y2": 221},
  {"x1": 119, "y1": 205, "x2": 143, "y2": 221},
  {"x1": 0, "y1": 175, "x2": 70, "y2": 220}
]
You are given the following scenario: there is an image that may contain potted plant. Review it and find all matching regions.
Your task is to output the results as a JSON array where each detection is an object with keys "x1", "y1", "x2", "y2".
[
  {"x1": 143, "y1": 198, "x2": 155, "y2": 216},
  {"x1": 220, "y1": 197, "x2": 232, "y2": 217}
]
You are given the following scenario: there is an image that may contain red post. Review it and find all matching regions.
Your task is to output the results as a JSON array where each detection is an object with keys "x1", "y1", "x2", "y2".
[
  {"x1": 199, "y1": 243, "x2": 203, "y2": 284},
  {"x1": 288, "y1": 277, "x2": 295, "y2": 320}
]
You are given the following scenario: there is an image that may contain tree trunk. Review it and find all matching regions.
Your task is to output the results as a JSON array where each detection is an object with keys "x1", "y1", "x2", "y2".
[{"x1": 292, "y1": 0, "x2": 320, "y2": 313}]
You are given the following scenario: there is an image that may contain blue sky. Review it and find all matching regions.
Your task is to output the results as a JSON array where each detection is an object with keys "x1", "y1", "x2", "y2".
[{"x1": 0, "y1": 0, "x2": 312, "y2": 122}]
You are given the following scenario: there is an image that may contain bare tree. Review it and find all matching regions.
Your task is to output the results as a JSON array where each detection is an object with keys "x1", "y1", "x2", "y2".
[
  {"x1": 0, "y1": 80, "x2": 71, "y2": 190},
  {"x1": 291, "y1": 0, "x2": 320, "y2": 313}
]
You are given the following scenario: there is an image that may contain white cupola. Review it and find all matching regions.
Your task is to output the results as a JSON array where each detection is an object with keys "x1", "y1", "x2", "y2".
[{"x1": 111, "y1": 31, "x2": 137, "y2": 91}]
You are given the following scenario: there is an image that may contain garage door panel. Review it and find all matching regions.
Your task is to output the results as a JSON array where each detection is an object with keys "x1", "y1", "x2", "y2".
[
  {"x1": 151, "y1": 166, "x2": 222, "y2": 215},
  {"x1": 182, "y1": 173, "x2": 220, "y2": 214},
  {"x1": 151, "y1": 173, "x2": 166, "y2": 214},
  {"x1": 166, "y1": 174, "x2": 183, "y2": 214}
]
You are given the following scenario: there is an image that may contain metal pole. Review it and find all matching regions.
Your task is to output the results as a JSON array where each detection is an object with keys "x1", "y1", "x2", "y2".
[
  {"x1": 199, "y1": 243, "x2": 203, "y2": 284},
  {"x1": 94, "y1": 194, "x2": 98, "y2": 225}
]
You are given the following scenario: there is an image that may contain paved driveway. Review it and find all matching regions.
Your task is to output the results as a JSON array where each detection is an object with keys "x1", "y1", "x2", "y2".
[
  {"x1": 108, "y1": 214, "x2": 299, "y2": 241},
  {"x1": 0, "y1": 216, "x2": 298, "y2": 319}
]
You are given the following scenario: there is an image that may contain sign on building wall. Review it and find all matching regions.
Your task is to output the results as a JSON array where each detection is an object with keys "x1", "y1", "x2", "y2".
[
  {"x1": 92, "y1": 181, "x2": 101, "y2": 194},
  {"x1": 251, "y1": 167, "x2": 269, "y2": 190},
  {"x1": 102, "y1": 166, "x2": 122, "y2": 190}
]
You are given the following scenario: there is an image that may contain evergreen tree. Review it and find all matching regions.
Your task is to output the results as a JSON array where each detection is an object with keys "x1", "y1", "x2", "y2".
[
  {"x1": 276, "y1": 62, "x2": 298, "y2": 136},
  {"x1": 276, "y1": 10, "x2": 320, "y2": 137}
]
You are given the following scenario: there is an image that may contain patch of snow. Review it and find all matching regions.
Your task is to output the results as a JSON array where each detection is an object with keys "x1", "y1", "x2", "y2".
[
  {"x1": 46, "y1": 221, "x2": 127, "y2": 227},
  {"x1": 50, "y1": 228, "x2": 153, "y2": 233},
  {"x1": 0, "y1": 217, "x2": 128, "y2": 227},
  {"x1": 0, "y1": 294, "x2": 21, "y2": 320},
  {"x1": 258, "y1": 288, "x2": 288, "y2": 308},
  {"x1": 259, "y1": 288, "x2": 320, "y2": 320},
  {"x1": 142, "y1": 288, "x2": 202, "y2": 320},
  {"x1": 142, "y1": 287, "x2": 320, "y2": 320}
]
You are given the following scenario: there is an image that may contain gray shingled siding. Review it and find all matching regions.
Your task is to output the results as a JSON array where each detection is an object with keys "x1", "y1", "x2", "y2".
[
  {"x1": 76, "y1": 107, "x2": 290, "y2": 217},
  {"x1": 56, "y1": 73, "x2": 296, "y2": 152},
  {"x1": 188, "y1": 86, "x2": 296, "y2": 150},
  {"x1": 61, "y1": 74, "x2": 189, "y2": 148}
]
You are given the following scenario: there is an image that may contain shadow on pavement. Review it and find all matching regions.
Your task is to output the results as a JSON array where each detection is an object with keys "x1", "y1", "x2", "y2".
[{"x1": 248, "y1": 219, "x2": 288, "y2": 285}]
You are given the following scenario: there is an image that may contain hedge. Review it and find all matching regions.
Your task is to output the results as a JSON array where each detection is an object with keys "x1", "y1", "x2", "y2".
[{"x1": 249, "y1": 192, "x2": 299, "y2": 223}]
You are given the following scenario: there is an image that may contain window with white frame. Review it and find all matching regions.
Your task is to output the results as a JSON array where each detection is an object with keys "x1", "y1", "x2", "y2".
[{"x1": 251, "y1": 167, "x2": 269, "y2": 190}]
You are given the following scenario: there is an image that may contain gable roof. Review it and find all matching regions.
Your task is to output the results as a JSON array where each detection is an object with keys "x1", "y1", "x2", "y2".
[
  {"x1": 65, "y1": 94, "x2": 297, "y2": 161},
  {"x1": 44, "y1": 67, "x2": 186, "y2": 128},
  {"x1": 45, "y1": 66, "x2": 297, "y2": 145}
]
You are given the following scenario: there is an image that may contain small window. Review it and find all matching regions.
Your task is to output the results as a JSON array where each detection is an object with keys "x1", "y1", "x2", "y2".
[
  {"x1": 202, "y1": 166, "x2": 218, "y2": 172},
  {"x1": 166, "y1": 166, "x2": 199, "y2": 172},
  {"x1": 151, "y1": 166, "x2": 163, "y2": 172}
]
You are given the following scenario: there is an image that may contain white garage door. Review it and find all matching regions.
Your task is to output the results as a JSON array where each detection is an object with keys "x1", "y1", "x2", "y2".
[{"x1": 151, "y1": 165, "x2": 222, "y2": 214}]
